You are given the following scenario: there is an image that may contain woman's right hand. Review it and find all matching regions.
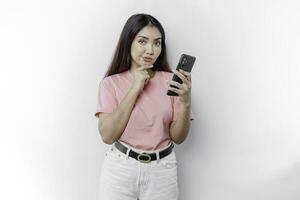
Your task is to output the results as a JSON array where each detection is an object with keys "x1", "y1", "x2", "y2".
[
  {"x1": 131, "y1": 59, "x2": 154, "y2": 93},
  {"x1": 132, "y1": 58, "x2": 153, "y2": 93}
]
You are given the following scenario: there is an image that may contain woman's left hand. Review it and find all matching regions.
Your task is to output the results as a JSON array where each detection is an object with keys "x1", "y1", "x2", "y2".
[{"x1": 166, "y1": 69, "x2": 192, "y2": 105}]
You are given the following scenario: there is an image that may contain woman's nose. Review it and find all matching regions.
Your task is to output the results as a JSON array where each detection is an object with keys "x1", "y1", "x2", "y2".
[{"x1": 145, "y1": 44, "x2": 154, "y2": 55}]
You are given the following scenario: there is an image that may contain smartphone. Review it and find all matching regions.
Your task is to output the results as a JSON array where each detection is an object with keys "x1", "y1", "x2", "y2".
[{"x1": 167, "y1": 54, "x2": 196, "y2": 96}]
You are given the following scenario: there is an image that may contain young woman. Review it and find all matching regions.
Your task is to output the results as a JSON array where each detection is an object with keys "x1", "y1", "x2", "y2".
[{"x1": 94, "y1": 13, "x2": 194, "y2": 200}]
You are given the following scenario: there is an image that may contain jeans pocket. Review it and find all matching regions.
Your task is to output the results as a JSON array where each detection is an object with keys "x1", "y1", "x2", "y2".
[
  {"x1": 105, "y1": 146, "x2": 124, "y2": 162},
  {"x1": 155, "y1": 151, "x2": 178, "y2": 169}
]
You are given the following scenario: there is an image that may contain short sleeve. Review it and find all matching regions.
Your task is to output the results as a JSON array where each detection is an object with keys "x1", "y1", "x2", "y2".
[
  {"x1": 171, "y1": 96, "x2": 194, "y2": 122},
  {"x1": 94, "y1": 78, "x2": 118, "y2": 118}
]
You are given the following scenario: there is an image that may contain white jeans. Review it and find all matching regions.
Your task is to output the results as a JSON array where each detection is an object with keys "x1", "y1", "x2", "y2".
[{"x1": 98, "y1": 142, "x2": 179, "y2": 200}]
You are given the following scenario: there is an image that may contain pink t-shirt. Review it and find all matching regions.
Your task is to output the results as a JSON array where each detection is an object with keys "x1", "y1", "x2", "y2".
[{"x1": 94, "y1": 69, "x2": 194, "y2": 151}]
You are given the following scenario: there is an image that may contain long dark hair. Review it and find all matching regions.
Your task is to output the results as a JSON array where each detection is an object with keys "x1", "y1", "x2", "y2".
[{"x1": 102, "y1": 13, "x2": 172, "y2": 78}]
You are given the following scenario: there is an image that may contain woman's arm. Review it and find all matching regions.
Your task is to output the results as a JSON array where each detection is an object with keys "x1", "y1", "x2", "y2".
[
  {"x1": 169, "y1": 103, "x2": 191, "y2": 144},
  {"x1": 167, "y1": 69, "x2": 193, "y2": 144},
  {"x1": 98, "y1": 65, "x2": 153, "y2": 144},
  {"x1": 98, "y1": 86, "x2": 140, "y2": 144}
]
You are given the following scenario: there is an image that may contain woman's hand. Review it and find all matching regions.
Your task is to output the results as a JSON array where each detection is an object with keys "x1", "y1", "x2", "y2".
[
  {"x1": 166, "y1": 69, "x2": 192, "y2": 105},
  {"x1": 131, "y1": 58, "x2": 153, "y2": 93}
]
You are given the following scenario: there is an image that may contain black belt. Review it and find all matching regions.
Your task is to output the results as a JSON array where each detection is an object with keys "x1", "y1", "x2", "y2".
[{"x1": 114, "y1": 141, "x2": 174, "y2": 163}]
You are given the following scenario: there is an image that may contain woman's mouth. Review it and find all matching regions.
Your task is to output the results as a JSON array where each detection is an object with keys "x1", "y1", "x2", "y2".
[{"x1": 143, "y1": 57, "x2": 152, "y2": 62}]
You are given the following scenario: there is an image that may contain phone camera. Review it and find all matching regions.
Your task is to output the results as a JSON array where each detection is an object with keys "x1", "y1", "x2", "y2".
[{"x1": 182, "y1": 58, "x2": 188, "y2": 65}]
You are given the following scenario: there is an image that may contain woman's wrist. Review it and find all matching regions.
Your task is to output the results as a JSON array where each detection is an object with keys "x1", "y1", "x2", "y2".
[{"x1": 130, "y1": 85, "x2": 142, "y2": 94}]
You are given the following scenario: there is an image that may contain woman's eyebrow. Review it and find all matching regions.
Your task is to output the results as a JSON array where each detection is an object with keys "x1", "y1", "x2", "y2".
[{"x1": 137, "y1": 35, "x2": 162, "y2": 40}]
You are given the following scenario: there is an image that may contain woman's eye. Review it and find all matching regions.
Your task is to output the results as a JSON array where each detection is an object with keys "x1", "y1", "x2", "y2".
[{"x1": 138, "y1": 40, "x2": 161, "y2": 46}]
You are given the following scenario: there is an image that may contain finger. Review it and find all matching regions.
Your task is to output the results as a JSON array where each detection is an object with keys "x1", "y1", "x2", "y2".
[
  {"x1": 167, "y1": 79, "x2": 191, "y2": 91},
  {"x1": 168, "y1": 81, "x2": 190, "y2": 91},
  {"x1": 167, "y1": 85, "x2": 183, "y2": 95},
  {"x1": 173, "y1": 69, "x2": 188, "y2": 83},
  {"x1": 144, "y1": 64, "x2": 154, "y2": 69},
  {"x1": 181, "y1": 82, "x2": 191, "y2": 90},
  {"x1": 166, "y1": 80, "x2": 183, "y2": 89},
  {"x1": 137, "y1": 65, "x2": 153, "y2": 71},
  {"x1": 137, "y1": 65, "x2": 145, "y2": 71},
  {"x1": 179, "y1": 69, "x2": 191, "y2": 78}
]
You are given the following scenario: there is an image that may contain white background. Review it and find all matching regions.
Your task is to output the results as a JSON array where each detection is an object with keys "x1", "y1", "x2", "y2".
[{"x1": 1, "y1": 0, "x2": 300, "y2": 199}]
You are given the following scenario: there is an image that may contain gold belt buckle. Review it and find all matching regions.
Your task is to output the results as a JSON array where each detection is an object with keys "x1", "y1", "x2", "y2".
[{"x1": 137, "y1": 152, "x2": 151, "y2": 163}]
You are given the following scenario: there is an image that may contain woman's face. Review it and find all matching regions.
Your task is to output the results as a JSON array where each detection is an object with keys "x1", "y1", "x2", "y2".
[{"x1": 130, "y1": 25, "x2": 162, "y2": 69}]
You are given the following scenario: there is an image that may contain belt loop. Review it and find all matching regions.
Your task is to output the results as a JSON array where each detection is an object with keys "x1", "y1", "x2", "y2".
[
  {"x1": 126, "y1": 148, "x2": 130, "y2": 160},
  {"x1": 156, "y1": 151, "x2": 160, "y2": 164}
]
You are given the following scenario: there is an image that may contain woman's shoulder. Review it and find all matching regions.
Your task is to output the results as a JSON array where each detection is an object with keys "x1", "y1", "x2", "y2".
[
  {"x1": 100, "y1": 71, "x2": 131, "y2": 89},
  {"x1": 102, "y1": 70, "x2": 129, "y2": 81},
  {"x1": 101, "y1": 70, "x2": 172, "y2": 83}
]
